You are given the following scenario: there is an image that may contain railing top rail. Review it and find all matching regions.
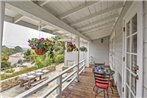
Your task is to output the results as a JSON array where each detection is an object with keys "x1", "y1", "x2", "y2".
[{"x1": 15, "y1": 59, "x2": 86, "y2": 98}]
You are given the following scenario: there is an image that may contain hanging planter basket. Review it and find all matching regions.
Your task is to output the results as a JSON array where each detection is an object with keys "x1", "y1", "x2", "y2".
[
  {"x1": 35, "y1": 48, "x2": 46, "y2": 55},
  {"x1": 67, "y1": 48, "x2": 73, "y2": 52},
  {"x1": 28, "y1": 38, "x2": 54, "y2": 55},
  {"x1": 66, "y1": 42, "x2": 77, "y2": 52}
]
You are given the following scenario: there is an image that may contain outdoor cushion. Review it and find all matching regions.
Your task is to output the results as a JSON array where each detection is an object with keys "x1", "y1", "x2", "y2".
[{"x1": 96, "y1": 83, "x2": 109, "y2": 89}]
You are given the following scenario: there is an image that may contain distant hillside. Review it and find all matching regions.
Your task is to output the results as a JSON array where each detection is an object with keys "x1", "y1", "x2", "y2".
[{"x1": 2, "y1": 45, "x2": 24, "y2": 55}]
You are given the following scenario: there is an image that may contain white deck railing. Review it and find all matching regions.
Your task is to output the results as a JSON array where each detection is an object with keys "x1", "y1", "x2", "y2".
[{"x1": 15, "y1": 59, "x2": 86, "y2": 98}]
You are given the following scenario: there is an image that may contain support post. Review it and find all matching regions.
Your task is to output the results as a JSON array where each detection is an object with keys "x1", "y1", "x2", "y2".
[
  {"x1": 0, "y1": 1, "x2": 5, "y2": 62},
  {"x1": 77, "y1": 36, "x2": 80, "y2": 82},
  {"x1": 56, "y1": 76, "x2": 62, "y2": 98}
]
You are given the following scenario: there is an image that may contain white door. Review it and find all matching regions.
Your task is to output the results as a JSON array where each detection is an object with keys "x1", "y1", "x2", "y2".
[{"x1": 124, "y1": 2, "x2": 143, "y2": 98}]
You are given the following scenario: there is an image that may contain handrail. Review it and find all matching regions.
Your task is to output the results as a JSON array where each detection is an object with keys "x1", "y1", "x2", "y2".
[{"x1": 15, "y1": 59, "x2": 86, "y2": 98}]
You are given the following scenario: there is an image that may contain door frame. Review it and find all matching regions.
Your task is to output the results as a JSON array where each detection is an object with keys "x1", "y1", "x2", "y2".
[{"x1": 123, "y1": 1, "x2": 143, "y2": 97}]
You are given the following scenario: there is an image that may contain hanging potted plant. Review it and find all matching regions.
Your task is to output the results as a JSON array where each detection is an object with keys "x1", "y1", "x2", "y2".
[
  {"x1": 28, "y1": 38, "x2": 54, "y2": 55},
  {"x1": 80, "y1": 46, "x2": 87, "y2": 52},
  {"x1": 67, "y1": 42, "x2": 77, "y2": 52}
]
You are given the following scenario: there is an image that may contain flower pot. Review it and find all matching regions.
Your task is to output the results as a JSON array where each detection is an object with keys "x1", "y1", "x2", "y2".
[
  {"x1": 35, "y1": 48, "x2": 46, "y2": 55},
  {"x1": 67, "y1": 48, "x2": 73, "y2": 52}
]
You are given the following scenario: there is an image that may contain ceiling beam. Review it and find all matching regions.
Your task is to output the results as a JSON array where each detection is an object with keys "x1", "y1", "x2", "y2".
[
  {"x1": 59, "y1": 1, "x2": 98, "y2": 19},
  {"x1": 80, "y1": 20, "x2": 115, "y2": 32},
  {"x1": 90, "y1": 32, "x2": 111, "y2": 40},
  {"x1": 83, "y1": 25, "x2": 112, "y2": 35},
  {"x1": 14, "y1": 14, "x2": 24, "y2": 23},
  {"x1": 38, "y1": 0, "x2": 50, "y2": 7},
  {"x1": 77, "y1": 13, "x2": 118, "y2": 30},
  {"x1": 6, "y1": 1, "x2": 90, "y2": 41},
  {"x1": 81, "y1": 21, "x2": 114, "y2": 33},
  {"x1": 91, "y1": 33, "x2": 110, "y2": 40},
  {"x1": 85, "y1": 27, "x2": 112, "y2": 36},
  {"x1": 71, "y1": 3, "x2": 123, "y2": 26}
]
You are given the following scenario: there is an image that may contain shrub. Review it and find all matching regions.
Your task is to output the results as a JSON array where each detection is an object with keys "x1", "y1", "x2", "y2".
[
  {"x1": 55, "y1": 54, "x2": 64, "y2": 64},
  {"x1": 1, "y1": 61, "x2": 11, "y2": 70},
  {"x1": 4, "y1": 69, "x2": 14, "y2": 73}
]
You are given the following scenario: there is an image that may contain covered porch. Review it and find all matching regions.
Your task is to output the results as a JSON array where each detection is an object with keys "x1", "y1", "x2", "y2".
[{"x1": 0, "y1": 0, "x2": 146, "y2": 98}]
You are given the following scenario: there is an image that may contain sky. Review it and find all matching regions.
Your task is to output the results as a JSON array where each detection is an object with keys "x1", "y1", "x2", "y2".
[{"x1": 2, "y1": 22, "x2": 55, "y2": 48}]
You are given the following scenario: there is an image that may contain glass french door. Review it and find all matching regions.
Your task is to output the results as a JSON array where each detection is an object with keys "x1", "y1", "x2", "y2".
[{"x1": 124, "y1": 2, "x2": 143, "y2": 98}]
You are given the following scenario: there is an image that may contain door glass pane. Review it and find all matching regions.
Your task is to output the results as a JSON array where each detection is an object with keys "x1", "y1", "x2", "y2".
[
  {"x1": 132, "y1": 14, "x2": 137, "y2": 34},
  {"x1": 126, "y1": 69, "x2": 130, "y2": 85},
  {"x1": 131, "y1": 74, "x2": 137, "y2": 95},
  {"x1": 127, "y1": 38, "x2": 130, "y2": 52},
  {"x1": 127, "y1": 21, "x2": 130, "y2": 36},
  {"x1": 131, "y1": 55, "x2": 137, "y2": 73},
  {"x1": 131, "y1": 34, "x2": 137, "y2": 53},
  {"x1": 127, "y1": 54, "x2": 130, "y2": 69},
  {"x1": 126, "y1": 86, "x2": 130, "y2": 98}
]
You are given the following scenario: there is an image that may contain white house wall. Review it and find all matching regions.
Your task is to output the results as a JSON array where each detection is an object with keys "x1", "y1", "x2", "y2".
[
  {"x1": 109, "y1": 1, "x2": 132, "y2": 97},
  {"x1": 89, "y1": 36, "x2": 109, "y2": 65},
  {"x1": 143, "y1": 2, "x2": 147, "y2": 97}
]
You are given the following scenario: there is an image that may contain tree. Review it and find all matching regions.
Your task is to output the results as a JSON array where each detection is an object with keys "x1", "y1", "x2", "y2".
[
  {"x1": 1, "y1": 61, "x2": 11, "y2": 70},
  {"x1": 14, "y1": 46, "x2": 23, "y2": 53}
]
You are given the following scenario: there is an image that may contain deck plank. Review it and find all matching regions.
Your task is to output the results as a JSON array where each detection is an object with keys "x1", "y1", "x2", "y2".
[{"x1": 62, "y1": 66, "x2": 120, "y2": 98}]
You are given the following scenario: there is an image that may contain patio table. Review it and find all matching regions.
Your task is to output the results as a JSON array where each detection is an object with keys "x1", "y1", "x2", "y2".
[
  {"x1": 35, "y1": 72, "x2": 43, "y2": 80},
  {"x1": 42, "y1": 69, "x2": 49, "y2": 73}
]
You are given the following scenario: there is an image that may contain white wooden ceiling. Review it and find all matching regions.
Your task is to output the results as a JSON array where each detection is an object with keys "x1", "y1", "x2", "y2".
[{"x1": 4, "y1": 0, "x2": 125, "y2": 41}]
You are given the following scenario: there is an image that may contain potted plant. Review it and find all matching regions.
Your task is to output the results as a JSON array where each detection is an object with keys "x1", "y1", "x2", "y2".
[
  {"x1": 80, "y1": 46, "x2": 87, "y2": 52},
  {"x1": 28, "y1": 38, "x2": 54, "y2": 55},
  {"x1": 67, "y1": 42, "x2": 78, "y2": 52}
]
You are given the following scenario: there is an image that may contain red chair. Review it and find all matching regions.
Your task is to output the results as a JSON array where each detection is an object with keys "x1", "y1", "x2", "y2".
[{"x1": 93, "y1": 68, "x2": 111, "y2": 98}]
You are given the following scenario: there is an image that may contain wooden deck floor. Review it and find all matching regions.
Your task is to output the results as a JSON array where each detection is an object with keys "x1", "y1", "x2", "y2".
[{"x1": 62, "y1": 66, "x2": 120, "y2": 98}]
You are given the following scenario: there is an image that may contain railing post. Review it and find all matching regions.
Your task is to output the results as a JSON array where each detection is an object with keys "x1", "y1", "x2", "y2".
[{"x1": 56, "y1": 75, "x2": 62, "y2": 98}]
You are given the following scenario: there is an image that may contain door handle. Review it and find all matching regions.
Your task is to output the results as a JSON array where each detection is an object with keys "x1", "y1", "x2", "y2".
[{"x1": 132, "y1": 65, "x2": 139, "y2": 71}]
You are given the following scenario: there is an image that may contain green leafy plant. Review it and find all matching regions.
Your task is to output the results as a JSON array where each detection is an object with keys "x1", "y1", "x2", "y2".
[
  {"x1": 4, "y1": 69, "x2": 14, "y2": 73},
  {"x1": 80, "y1": 46, "x2": 87, "y2": 52},
  {"x1": 28, "y1": 38, "x2": 54, "y2": 55},
  {"x1": 55, "y1": 54, "x2": 64, "y2": 64}
]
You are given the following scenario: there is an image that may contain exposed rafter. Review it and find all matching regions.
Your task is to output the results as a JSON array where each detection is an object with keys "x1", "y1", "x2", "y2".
[
  {"x1": 82, "y1": 25, "x2": 112, "y2": 35},
  {"x1": 91, "y1": 32, "x2": 111, "y2": 40},
  {"x1": 81, "y1": 21, "x2": 114, "y2": 33},
  {"x1": 71, "y1": 3, "x2": 123, "y2": 26},
  {"x1": 59, "y1": 1, "x2": 98, "y2": 19},
  {"x1": 80, "y1": 20, "x2": 115, "y2": 32},
  {"x1": 88, "y1": 30, "x2": 111, "y2": 40},
  {"x1": 6, "y1": 1, "x2": 90, "y2": 41},
  {"x1": 14, "y1": 14, "x2": 24, "y2": 23},
  {"x1": 77, "y1": 13, "x2": 118, "y2": 30},
  {"x1": 38, "y1": 0, "x2": 51, "y2": 7}
]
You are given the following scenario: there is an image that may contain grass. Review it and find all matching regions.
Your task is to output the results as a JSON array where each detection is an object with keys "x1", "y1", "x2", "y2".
[{"x1": 4, "y1": 69, "x2": 15, "y2": 73}]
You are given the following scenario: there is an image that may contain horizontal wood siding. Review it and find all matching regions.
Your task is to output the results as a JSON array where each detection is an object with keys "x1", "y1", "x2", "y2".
[{"x1": 143, "y1": 2, "x2": 147, "y2": 97}]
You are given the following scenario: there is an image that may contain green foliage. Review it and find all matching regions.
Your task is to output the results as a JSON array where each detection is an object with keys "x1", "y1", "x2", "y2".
[
  {"x1": 0, "y1": 66, "x2": 38, "y2": 80},
  {"x1": 4, "y1": 69, "x2": 14, "y2": 73},
  {"x1": 55, "y1": 54, "x2": 64, "y2": 64},
  {"x1": 80, "y1": 46, "x2": 87, "y2": 52},
  {"x1": 14, "y1": 46, "x2": 23, "y2": 53},
  {"x1": 1, "y1": 61, "x2": 11, "y2": 70}
]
